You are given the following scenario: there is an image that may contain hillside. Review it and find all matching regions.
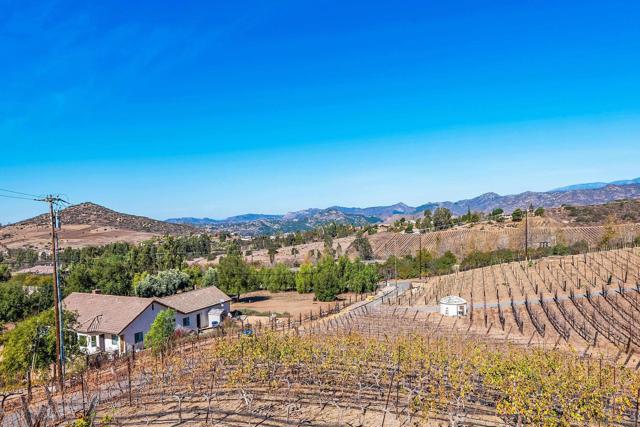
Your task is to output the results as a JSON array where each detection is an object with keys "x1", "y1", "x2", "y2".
[
  {"x1": 0, "y1": 202, "x2": 197, "y2": 251},
  {"x1": 546, "y1": 199, "x2": 640, "y2": 225}
]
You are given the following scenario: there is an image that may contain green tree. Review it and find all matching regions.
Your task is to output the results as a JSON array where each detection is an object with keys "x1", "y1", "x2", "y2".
[
  {"x1": 146, "y1": 309, "x2": 175, "y2": 355},
  {"x1": 217, "y1": 254, "x2": 252, "y2": 297},
  {"x1": 295, "y1": 263, "x2": 314, "y2": 293},
  {"x1": 92, "y1": 254, "x2": 133, "y2": 295},
  {"x1": 433, "y1": 207, "x2": 453, "y2": 230},
  {"x1": 135, "y1": 269, "x2": 191, "y2": 297},
  {"x1": 313, "y1": 255, "x2": 339, "y2": 301},
  {"x1": 534, "y1": 207, "x2": 545, "y2": 217},
  {"x1": 421, "y1": 209, "x2": 433, "y2": 230},
  {"x1": 0, "y1": 309, "x2": 79, "y2": 387},
  {"x1": 264, "y1": 263, "x2": 295, "y2": 292},
  {"x1": 0, "y1": 281, "x2": 28, "y2": 323},
  {"x1": 490, "y1": 208, "x2": 504, "y2": 217},
  {"x1": 352, "y1": 235, "x2": 373, "y2": 260},
  {"x1": 202, "y1": 267, "x2": 218, "y2": 287},
  {"x1": 511, "y1": 208, "x2": 524, "y2": 222},
  {"x1": 344, "y1": 260, "x2": 380, "y2": 293}
]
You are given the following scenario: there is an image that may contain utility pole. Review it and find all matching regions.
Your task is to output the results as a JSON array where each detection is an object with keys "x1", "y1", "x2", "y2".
[
  {"x1": 2, "y1": 189, "x2": 67, "y2": 391},
  {"x1": 524, "y1": 207, "x2": 529, "y2": 260},
  {"x1": 39, "y1": 195, "x2": 67, "y2": 391},
  {"x1": 394, "y1": 236, "x2": 398, "y2": 287},
  {"x1": 418, "y1": 231, "x2": 422, "y2": 281}
]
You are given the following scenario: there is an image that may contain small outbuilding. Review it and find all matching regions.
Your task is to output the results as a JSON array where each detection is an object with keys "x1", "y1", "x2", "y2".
[{"x1": 439, "y1": 295, "x2": 468, "y2": 317}]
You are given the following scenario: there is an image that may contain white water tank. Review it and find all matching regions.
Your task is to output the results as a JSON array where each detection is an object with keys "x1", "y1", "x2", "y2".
[{"x1": 439, "y1": 295, "x2": 468, "y2": 317}]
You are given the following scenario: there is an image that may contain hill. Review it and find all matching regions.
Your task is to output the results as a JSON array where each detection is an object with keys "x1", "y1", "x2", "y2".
[{"x1": 0, "y1": 202, "x2": 196, "y2": 251}]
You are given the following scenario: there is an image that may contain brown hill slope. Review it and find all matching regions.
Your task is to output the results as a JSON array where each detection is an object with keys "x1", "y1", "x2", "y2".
[
  {"x1": 15, "y1": 202, "x2": 195, "y2": 235},
  {"x1": 1, "y1": 202, "x2": 197, "y2": 251}
]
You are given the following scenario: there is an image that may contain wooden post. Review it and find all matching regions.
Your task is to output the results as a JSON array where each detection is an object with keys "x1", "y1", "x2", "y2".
[{"x1": 127, "y1": 356, "x2": 133, "y2": 406}]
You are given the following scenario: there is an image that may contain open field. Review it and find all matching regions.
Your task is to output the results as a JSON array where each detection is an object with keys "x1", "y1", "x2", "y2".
[{"x1": 231, "y1": 290, "x2": 362, "y2": 320}]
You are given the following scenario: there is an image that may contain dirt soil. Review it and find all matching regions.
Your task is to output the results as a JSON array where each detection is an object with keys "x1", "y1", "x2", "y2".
[{"x1": 232, "y1": 290, "x2": 359, "y2": 319}]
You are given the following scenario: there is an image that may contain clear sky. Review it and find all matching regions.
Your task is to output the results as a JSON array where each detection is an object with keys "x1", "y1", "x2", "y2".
[{"x1": 1, "y1": 0, "x2": 640, "y2": 224}]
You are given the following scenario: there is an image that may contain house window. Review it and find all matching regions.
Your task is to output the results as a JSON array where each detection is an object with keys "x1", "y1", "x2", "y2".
[
  {"x1": 134, "y1": 332, "x2": 144, "y2": 344},
  {"x1": 111, "y1": 335, "x2": 119, "y2": 345},
  {"x1": 182, "y1": 317, "x2": 191, "y2": 327},
  {"x1": 78, "y1": 335, "x2": 87, "y2": 347},
  {"x1": 90, "y1": 335, "x2": 97, "y2": 347}
]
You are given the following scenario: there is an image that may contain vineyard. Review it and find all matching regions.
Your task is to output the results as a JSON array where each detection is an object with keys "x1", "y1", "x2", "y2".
[
  {"x1": 368, "y1": 223, "x2": 640, "y2": 259},
  {"x1": 4, "y1": 248, "x2": 640, "y2": 426},
  {"x1": 364, "y1": 247, "x2": 640, "y2": 367}
]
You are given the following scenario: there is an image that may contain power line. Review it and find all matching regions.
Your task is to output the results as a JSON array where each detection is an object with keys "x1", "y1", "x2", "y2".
[
  {"x1": 0, "y1": 187, "x2": 41, "y2": 198},
  {"x1": 0, "y1": 193, "x2": 37, "y2": 201}
]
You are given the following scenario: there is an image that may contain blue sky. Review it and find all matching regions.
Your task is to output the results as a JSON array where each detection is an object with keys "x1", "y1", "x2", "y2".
[{"x1": 1, "y1": 0, "x2": 640, "y2": 223}]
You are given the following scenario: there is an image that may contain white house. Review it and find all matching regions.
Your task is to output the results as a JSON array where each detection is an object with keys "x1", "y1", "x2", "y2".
[
  {"x1": 439, "y1": 295, "x2": 468, "y2": 317},
  {"x1": 159, "y1": 286, "x2": 231, "y2": 331},
  {"x1": 63, "y1": 285, "x2": 231, "y2": 355},
  {"x1": 63, "y1": 291, "x2": 170, "y2": 355}
]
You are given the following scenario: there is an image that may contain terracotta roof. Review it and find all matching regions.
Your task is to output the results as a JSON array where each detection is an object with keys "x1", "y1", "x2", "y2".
[
  {"x1": 159, "y1": 286, "x2": 230, "y2": 314},
  {"x1": 63, "y1": 292, "x2": 159, "y2": 335}
]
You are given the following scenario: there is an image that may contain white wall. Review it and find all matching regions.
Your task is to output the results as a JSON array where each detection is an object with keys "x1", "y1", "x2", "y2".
[
  {"x1": 440, "y1": 303, "x2": 467, "y2": 317},
  {"x1": 121, "y1": 302, "x2": 168, "y2": 352},
  {"x1": 76, "y1": 300, "x2": 232, "y2": 354},
  {"x1": 175, "y1": 302, "x2": 230, "y2": 331},
  {"x1": 77, "y1": 332, "x2": 120, "y2": 354}
]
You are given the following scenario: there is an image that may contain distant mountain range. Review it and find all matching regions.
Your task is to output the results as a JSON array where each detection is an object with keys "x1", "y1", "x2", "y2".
[
  {"x1": 167, "y1": 178, "x2": 640, "y2": 236},
  {"x1": 552, "y1": 177, "x2": 640, "y2": 192}
]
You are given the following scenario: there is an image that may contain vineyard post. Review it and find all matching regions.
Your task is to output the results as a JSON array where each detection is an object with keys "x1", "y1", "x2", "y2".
[
  {"x1": 81, "y1": 371, "x2": 85, "y2": 413},
  {"x1": 127, "y1": 356, "x2": 133, "y2": 406},
  {"x1": 634, "y1": 386, "x2": 639, "y2": 427}
]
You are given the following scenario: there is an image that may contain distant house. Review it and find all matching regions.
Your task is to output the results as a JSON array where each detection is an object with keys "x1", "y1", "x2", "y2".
[
  {"x1": 63, "y1": 285, "x2": 231, "y2": 355},
  {"x1": 159, "y1": 286, "x2": 231, "y2": 330}
]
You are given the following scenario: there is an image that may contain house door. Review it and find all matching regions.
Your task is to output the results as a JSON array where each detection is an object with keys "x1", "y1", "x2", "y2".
[
  {"x1": 196, "y1": 313, "x2": 201, "y2": 329},
  {"x1": 99, "y1": 334, "x2": 106, "y2": 351}
]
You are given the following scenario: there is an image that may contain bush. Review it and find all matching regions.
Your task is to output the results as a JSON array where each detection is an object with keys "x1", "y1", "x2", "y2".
[{"x1": 0, "y1": 264, "x2": 10, "y2": 282}]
